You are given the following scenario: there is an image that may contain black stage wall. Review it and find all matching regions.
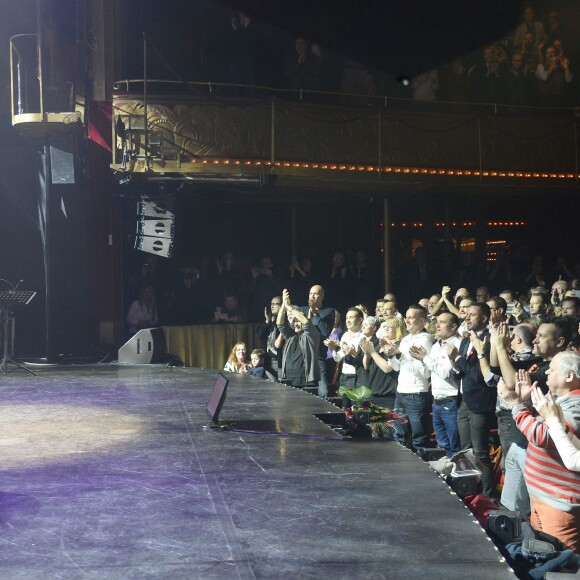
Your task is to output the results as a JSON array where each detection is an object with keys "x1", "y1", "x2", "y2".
[{"x1": 0, "y1": 116, "x2": 97, "y2": 359}]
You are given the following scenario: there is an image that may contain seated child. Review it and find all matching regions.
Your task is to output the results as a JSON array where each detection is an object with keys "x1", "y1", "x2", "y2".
[
  {"x1": 248, "y1": 349, "x2": 277, "y2": 381},
  {"x1": 248, "y1": 349, "x2": 267, "y2": 378}
]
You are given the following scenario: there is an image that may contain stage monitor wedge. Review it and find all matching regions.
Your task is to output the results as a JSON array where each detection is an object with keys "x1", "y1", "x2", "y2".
[
  {"x1": 118, "y1": 327, "x2": 166, "y2": 364},
  {"x1": 206, "y1": 373, "x2": 229, "y2": 424}
]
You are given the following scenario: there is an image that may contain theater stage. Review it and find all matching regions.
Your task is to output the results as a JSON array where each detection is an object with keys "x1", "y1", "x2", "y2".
[{"x1": 0, "y1": 365, "x2": 513, "y2": 579}]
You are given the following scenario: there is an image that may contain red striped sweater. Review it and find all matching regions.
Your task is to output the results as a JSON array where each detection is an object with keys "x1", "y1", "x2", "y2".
[{"x1": 513, "y1": 390, "x2": 580, "y2": 512}]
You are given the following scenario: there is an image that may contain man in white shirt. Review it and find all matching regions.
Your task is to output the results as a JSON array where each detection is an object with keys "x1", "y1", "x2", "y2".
[
  {"x1": 328, "y1": 307, "x2": 364, "y2": 388},
  {"x1": 386, "y1": 304, "x2": 434, "y2": 449},
  {"x1": 410, "y1": 312, "x2": 462, "y2": 456}
]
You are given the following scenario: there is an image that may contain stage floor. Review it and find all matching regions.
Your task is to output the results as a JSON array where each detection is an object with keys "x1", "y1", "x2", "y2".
[{"x1": 0, "y1": 364, "x2": 513, "y2": 579}]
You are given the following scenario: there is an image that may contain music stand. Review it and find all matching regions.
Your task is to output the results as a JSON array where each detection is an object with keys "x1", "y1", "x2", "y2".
[{"x1": 0, "y1": 290, "x2": 37, "y2": 375}]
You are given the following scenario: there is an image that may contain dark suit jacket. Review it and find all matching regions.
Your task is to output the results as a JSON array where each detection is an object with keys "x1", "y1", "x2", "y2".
[{"x1": 454, "y1": 329, "x2": 497, "y2": 413}]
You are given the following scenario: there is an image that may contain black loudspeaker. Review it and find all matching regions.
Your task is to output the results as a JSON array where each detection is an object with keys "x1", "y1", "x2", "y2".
[
  {"x1": 488, "y1": 510, "x2": 522, "y2": 544},
  {"x1": 448, "y1": 470, "x2": 482, "y2": 498},
  {"x1": 416, "y1": 447, "x2": 446, "y2": 461},
  {"x1": 118, "y1": 328, "x2": 166, "y2": 364},
  {"x1": 50, "y1": 135, "x2": 75, "y2": 184}
]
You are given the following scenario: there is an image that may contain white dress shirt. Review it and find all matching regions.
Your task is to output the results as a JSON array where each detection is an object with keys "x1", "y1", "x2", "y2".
[{"x1": 422, "y1": 334, "x2": 462, "y2": 399}]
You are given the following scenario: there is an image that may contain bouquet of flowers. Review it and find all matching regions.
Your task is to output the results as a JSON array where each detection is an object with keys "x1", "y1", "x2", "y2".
[{"x1": 338, "y1": 385, "x2": 409, "y2": 440}]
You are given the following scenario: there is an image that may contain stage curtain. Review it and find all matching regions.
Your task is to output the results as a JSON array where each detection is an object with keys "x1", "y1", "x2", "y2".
[{"x1": 162, "y1": 323, "x2": 260, "y2": 368}]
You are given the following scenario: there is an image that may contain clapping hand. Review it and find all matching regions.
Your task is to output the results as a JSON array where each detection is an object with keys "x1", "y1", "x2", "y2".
[
  {"x1": 445, "y1": 342, "x2": 459, "y2": 360},
  {"x1": 341, "y1": 341, "x2": 356, "y2": 356},
  {"x1": 470, "y1": 331, "x2": 487, "y2": 357},
  {"x1": 531, "y1": 386, "x2": 565, "y2": 425},
  {"x1": 514, "y1": 369, "x2": 536, "y2": 403},
  {"x1": 493, "y1": 322, "x2": 512, "y2": 351},
  {"x1": 381, "y1": 342, "x2": 399, "y2": 357},
  {"x1": 324, "y1": 338, "x2": 341, "y2": 352},
  {"x1": 409, "y1": 345, "x2": 427, "y2": 361},
  {"x1": 359, "y1": 337, "x2": 375, "y2": 355},
  {"x1": 282, "y1": 289, "x2": 292, "y2": 309}
]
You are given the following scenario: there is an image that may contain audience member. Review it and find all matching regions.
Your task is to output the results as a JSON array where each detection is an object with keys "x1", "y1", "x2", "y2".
[
  {"x1": 325, "y1": 311, "x2": 344, "y2": 388},
  {"x1": 126, "y1": 285, "x2": 158, "y2": 336},
  {"x1": 213, "y1": 293, "x2": 247, "y2": 323},
  {"x1": 535, "y1": 44, "x2": 574, "y2": 106},
  {"x1": 227, "y1": 12, "x2": 258, "y2": 90},
  {"x1": 284, "y1": 37, "x2": 322, "y2": 91},
  {"x1": 277, "y1": 289, "x2": 320, "y2": 388},
  {"x1": 328, "y1": 306, "x2": 364, "y2": 389},
  {"x1": 256, "y1": 295, "x2": 283, "y2": 371},
  {"x1": 247, "y1": 348, "x2": 277, "y2": 381},
  {"x1": 360, "y1": 331, "x2": 399, "y2": 410},
  {"x1": 224, "y1": 342, "x2": 249, "y2": 373},
  {"x1": 492, "y1": 323, "x2": 541, "y2": 515},
  {"x1": 532, "y1": 384, "x2": 580, "y2": 472},
  {"x1": 468, "y1": 46, "x2": 506, "y2": 103},
  {"x1": 446, "y1": 303, "x2": 496, "y2": 497},
  {"x1": 513, "y1": 5, "x2": 547, "y2": 52},
  {"x1": 410, "y1": 312, "x2": 462, "y2": 457},
  {"x1": 501, "y1": 351, "x2": 580, "y2": 552},
  {"x1": 358, "y1": 315, "x2": 379, "y2": 386},
  {"x1": 503, "y1": 52, "x2": 535, "y2": 101},
  {"x1": 386, "y1": 305, "x2": 433, "y2": 450},
  {"x1": 528, "y1": 291, "x2": 549, "y2": 326},
  {"x1": 299, "y1": 284, "x2": 335, "y2": 398}
]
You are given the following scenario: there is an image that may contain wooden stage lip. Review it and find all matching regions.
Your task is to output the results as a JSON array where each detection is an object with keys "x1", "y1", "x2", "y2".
[{"x1": 0, "y1": 364, "x2": 514, "y2": 578}]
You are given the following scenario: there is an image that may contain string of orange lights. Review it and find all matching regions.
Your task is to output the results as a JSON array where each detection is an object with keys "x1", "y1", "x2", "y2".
[
  {"x1": 390, "y1": 221, "x2": 528, "y2": 228},
  {"x1": 191, "y1": 158, "x2": 578, "y2": 180}
]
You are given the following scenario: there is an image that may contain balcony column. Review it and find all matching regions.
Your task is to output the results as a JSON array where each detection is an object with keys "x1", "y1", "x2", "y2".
[{"x1": 383, "y1": 197, "x2": 391, "y2": 293}]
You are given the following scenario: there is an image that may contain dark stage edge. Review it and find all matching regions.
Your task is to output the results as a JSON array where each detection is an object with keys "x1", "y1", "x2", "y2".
[{"x1": 0, "y1": 365, "x2": 514, "y2": 579}]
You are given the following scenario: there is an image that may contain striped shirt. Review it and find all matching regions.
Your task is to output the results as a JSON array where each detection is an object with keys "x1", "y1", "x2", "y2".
[{"x1": 513, "y1": 390, "x2": 580, "y2": 512}]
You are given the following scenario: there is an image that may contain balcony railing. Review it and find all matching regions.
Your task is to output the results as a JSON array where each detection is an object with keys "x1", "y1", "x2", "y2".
[{"x1": 111, "y1": 78, "x2": 580, "y2": 189}]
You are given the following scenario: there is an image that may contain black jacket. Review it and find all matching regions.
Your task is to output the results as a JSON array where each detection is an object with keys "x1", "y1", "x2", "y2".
[{"x1": 454, "y1": 329, "x2": 497, "y2": 413}]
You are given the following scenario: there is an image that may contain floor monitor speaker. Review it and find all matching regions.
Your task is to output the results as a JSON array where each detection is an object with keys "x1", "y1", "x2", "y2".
[{"x1": 118, "y1": 328, "x2": 166, "y2": 364}]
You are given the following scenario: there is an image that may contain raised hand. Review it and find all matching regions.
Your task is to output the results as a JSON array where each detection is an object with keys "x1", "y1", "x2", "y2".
[
  {"x1": 493, "y1": 322, "x2": 512, "y2": 350},
  {"x1": 531, "y1": 386, "x2": 565, "y2": 425},
  {"x1": 282, "y1": 288, "x2": 292, "y2": 309},
  {"x1": 470, "y1": 331, "x2": 487, "y2": 356},
  {"x1": 514, "y1": 369, "x2": 536, "y2": 403}
]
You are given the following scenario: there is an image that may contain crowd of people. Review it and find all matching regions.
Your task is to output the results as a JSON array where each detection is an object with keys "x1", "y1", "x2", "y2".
[
  {"x1": 219, "y1": 5, "x2": 577, "y2": 109},
  {"x1": 124, "y1": 246, "x2": 580, "y2": 333},
  {"x1": 220, "y1": 272, "x2": 580, "y2": 554}
]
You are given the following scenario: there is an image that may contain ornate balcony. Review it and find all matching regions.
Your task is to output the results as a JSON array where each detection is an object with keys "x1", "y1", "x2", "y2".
[{"x1": 111, "y1": 80, "x2": 579, "y2": 194}]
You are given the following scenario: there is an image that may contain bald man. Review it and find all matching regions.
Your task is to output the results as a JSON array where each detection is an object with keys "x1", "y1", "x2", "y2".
[{"x1": 297, "y1": 285, "x2": 335, "y2": 398}]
